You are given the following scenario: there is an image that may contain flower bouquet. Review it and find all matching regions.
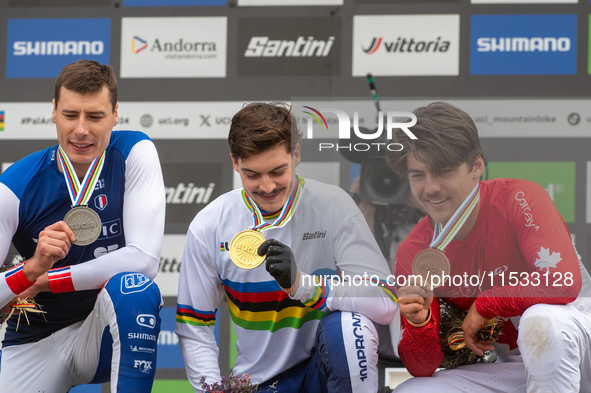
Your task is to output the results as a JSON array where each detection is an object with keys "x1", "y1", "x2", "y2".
[{"x1": 439, "y1": 298, "x2": 503, "y2": 369}]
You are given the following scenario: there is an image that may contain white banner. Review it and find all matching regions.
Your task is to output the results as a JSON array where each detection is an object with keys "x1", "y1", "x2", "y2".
[
  {"x1": 352, "y1": 15, "x2": 460, "y2": 76},
  {"x1": 120, "y1": 17, "x2": 227, "y2": 78},
  {"x1": 1, "y1": 99, "x2": 591, "y2": 139}
]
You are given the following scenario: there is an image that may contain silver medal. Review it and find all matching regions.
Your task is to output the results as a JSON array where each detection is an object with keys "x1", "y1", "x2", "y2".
[{"x1": 64, "y1": 206, "x2": 102, "y2": 246}]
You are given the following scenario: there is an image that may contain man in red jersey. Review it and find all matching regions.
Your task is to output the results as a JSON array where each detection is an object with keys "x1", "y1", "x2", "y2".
[{"x1": 386, "y1": 102, "x2": 591, "y2": 392}]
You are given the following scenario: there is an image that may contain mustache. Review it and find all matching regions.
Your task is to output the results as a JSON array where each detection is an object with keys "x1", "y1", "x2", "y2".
[{"x1": 254, "y1": 188, "x2": 285, "y2": 197}]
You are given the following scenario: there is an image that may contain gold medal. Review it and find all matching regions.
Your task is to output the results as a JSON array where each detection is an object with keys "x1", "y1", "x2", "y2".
[
  {"x1": 412, "y1": 248, "x2": 451, "y2": 289},
  {"x1": 229, "y1": 230, "x2": 266, "y2": 270}
]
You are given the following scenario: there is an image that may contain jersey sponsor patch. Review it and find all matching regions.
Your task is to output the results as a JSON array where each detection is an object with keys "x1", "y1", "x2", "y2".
[
  {"x1": 121, "y1": 273, "x2": 153, "y2": 294},
  {"x1": 136, "y1": 314, "x2": 156, "y2": 329}
]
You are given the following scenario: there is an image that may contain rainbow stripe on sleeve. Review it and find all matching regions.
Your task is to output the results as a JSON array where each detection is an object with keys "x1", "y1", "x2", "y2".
[
  {"x1": 302, "y1": 276, "x2": 330, "y2": 311},
  {"x1": 222, "y1": 278, "x2": 325, "y2": 333},
  {"x1": 176, "y1": 304, "x2": 217, "y2": 327}
]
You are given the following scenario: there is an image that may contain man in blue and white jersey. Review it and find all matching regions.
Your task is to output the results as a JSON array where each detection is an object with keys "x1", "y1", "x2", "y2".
[{"x1": 0, "y1": 60, "x2": 165, "y2": 393}]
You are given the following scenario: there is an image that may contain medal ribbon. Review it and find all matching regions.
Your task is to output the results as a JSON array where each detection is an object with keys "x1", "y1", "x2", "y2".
[
  {"x1": 57, "y1": 146, "x2": 106, "y2": 207},
  {"x1": 430, "y1": 183, "x2": 480, "y2": 251},
  {"x1": 241, "y1": 175, "x2": 305, "y2": 233}
]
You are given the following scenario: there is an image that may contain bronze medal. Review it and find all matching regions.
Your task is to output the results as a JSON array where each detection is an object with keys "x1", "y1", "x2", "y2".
[
  {"x1": 64, "y1": 206, "x2": 102, "y2": 246},
  {"x1": 412, "y1": 248, "x2": 451, "y2": 289},
  {"x1": 229, "y1": 230, "x2": 266, "y2": 270}
]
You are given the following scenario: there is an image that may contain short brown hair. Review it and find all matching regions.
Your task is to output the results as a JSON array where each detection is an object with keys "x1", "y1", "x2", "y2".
[
  {"x1": 54, "y1": 60, "x2": 117, "y2": 111},
  {"x1": 228, "y1": 102, "x2": 302, "y2": 161},
  {"x1": 387, "y1": 102, "x2": 482, "y2": 177}
]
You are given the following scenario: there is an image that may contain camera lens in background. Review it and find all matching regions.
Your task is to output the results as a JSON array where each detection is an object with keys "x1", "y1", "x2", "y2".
[
  {"x1": 360, "y1": 157, "x2": 410, "y2": 205},
  {"x1": 371, "y1": 165, "x2": 402, "y2": 197}
]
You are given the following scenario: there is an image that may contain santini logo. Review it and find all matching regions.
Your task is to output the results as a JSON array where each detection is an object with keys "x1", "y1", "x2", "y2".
[
  {"x1": 165, "y1": 183, "x2": 215, "y2": 204},
  {"x1": 245, "y1": 36, "x2": 334, "y2": 57},
  {"x1": 363, "y1": 36, "x2": 450, "y2": 54},
  {"x1": 477, "y1": 37, "x2": 570, "y2": 52},
  {"x1": 13, "y1": 41, "x2": 104, "y2": 56}
]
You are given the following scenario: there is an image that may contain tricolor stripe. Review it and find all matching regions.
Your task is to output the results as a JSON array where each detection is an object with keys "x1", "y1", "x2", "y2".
[
  {"x1": 176, "y1": 304, "x2": 216, "y2": 327},
  {"x1": 48, "y1": 266, "x2": 75, "y2": 293},
  {"x1": 5, "y1": 263, "x2": 35, "y2": 294}
]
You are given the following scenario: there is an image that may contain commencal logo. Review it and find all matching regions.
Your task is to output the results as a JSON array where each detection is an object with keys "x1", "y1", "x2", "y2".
[{"x1": 132, "y1": 36, "x2": 148, "y2": 54}]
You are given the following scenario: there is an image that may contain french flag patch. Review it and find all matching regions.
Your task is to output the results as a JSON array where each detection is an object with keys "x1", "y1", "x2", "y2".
[{"x1": 95, "y1": 194, "x2": 108, "y2": 210}]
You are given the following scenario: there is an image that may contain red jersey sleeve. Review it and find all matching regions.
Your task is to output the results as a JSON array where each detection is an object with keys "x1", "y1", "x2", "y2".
[
  {"x1": 395, "y1": 234, "x2": 444, "y2": 377},
  {"x1": 476, "y1": 180, "x2": 581, "y2": 319}
]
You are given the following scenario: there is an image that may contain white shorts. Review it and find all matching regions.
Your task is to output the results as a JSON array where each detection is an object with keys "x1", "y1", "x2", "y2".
[
  {"x1": 0, "y1": 272, "x2": 162, "y2": 393},
  {"x1": 393, "y1": 302, "x2": 591, "y2": 393}
]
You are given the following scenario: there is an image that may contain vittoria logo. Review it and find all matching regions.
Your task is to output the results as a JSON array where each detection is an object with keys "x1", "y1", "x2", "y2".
[{"x1": 363, "y1": 36, "x2": 450, "y2": 54}]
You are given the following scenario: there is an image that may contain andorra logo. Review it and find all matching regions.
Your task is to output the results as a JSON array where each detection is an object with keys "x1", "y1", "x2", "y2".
[
  {"x1": 132, "y1": 36, "x2": 148, "y2": 54},
  {"x1": 534, "y1": 246, "x2": 562, "y2": 271}
]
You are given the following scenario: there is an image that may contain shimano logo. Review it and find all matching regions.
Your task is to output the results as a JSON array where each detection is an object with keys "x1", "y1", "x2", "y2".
[
  {"x1": 477, "y1": 37, "x2": 570, "y2": 52},
  {"x1": 13, "y1": 41, "x2": 104, "y2": 56},
  {"x1": 352, "y1": 312, "x2": 368, "y2": 382},
  {"x1": 302, "y1": 231, "x2": 326, "y2": 241},
  {"x1": 137, "y1": 314, "x2": 156, "y2": 329},
  {"x1": 133, "y1": 360, "x2": 152, "y2": 374},
  {"x1": 244, "y1": 36, "x2": 334, "y2": 57},
  {"x1": 165, "y1": 182, "x2": 215, "y2": 204},
  {"x1": 128, "y1": 333, "x2": 157, "y2": 342}
]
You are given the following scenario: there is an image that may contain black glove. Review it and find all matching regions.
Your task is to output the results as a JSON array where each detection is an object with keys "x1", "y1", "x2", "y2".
[{"x1": 258, "y1": 239, "x2": 298, "y2": 289}]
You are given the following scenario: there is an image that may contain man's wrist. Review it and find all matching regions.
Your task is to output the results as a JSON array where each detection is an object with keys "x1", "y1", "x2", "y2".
[
  {"x1": 6, "y1": 261, "x2": 36, "y2": 294},
  {"x1": 405, "y1": 308, "x2": 432, "y2": 328}
]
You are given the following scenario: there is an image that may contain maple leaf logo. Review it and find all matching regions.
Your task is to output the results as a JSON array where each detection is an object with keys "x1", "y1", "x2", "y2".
[{"x1": 534, "y1": 247, "x2": 562, "y2": 271}]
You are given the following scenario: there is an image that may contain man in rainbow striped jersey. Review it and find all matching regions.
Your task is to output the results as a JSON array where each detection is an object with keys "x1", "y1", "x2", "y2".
[
  {"x1": 389, "y1": 102, "x2": 591, "y2": 392},
  {"x1": 0, "y1": 60, "x2": 165, "y2": 392},
  {"x1": 176, "y1": 102, "x2": 398, "y2": 392}
]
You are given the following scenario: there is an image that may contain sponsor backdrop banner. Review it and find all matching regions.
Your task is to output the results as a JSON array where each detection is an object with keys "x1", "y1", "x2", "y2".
[
  {"x1": 352, "y1": 15, "x2": 460, "y2": 76},
  {"x1": 3, "y1": 99, "x2": 591, "y2": 140},
  {"x1": 470, "y1": 14, "x2": 577, "y2": 75},
  {"x1": 123, "y1": 0, "x2": 225, "y2": 5},
  {"x1": 471, "y1": 0, "x2": 577, "y2": 2},
  {"x1": 162, "y1": 163, "x2": 223, "y2": 234},
  {"x1": 120, "y1": 17, "x2": 227, "y2": 78},
  {"x1": 9, "y1": 0, "x2": 111, "y2": 5},
  {"x1": 239, "y1": 0, "x2": 343, "y2": 4},
  {"x1": 237, "y1": 17, "x2": 341, "y2": 76},
  {"x1": 488, "y1": 162, "x2": 576, "y2": 223},
  {"x1": 6, "y1": 18, "x2": 111, "y2": 78},
  {"x1": 156, "y1": 235, "x2": 186, "y2": 297}
]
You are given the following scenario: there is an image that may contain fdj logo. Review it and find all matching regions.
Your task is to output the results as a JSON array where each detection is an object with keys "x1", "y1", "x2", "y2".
[{"x1": 302, "y1": 107, "x2": 417, "y2": 152}]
